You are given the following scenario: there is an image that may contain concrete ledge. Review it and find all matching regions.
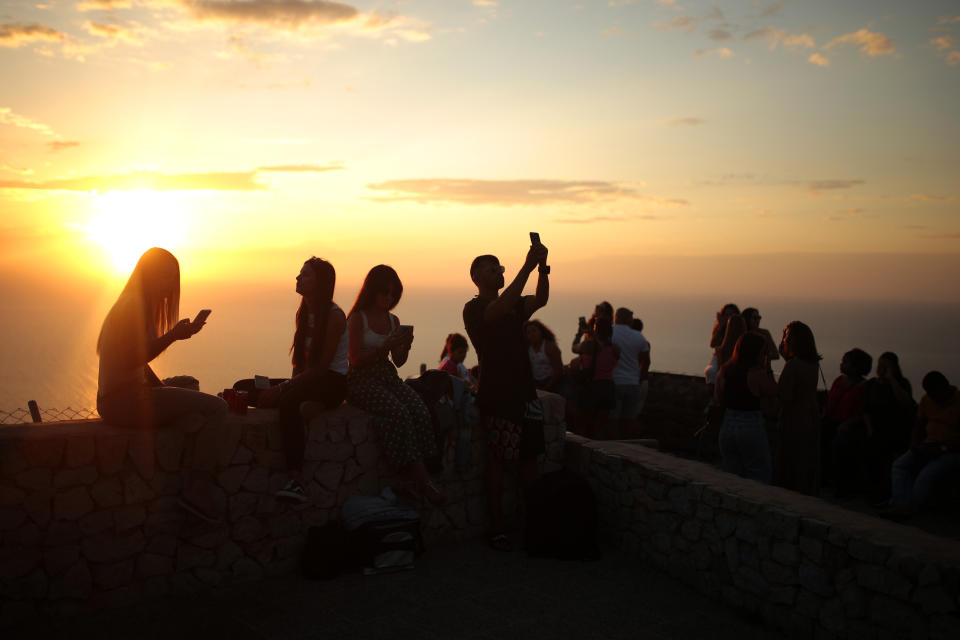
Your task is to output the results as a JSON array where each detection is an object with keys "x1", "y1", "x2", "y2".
[
  {"x1": 0, "y1": 393, "x2": 565, "y2": 625},
  {"x1": 566, "y1": 435, "x2": 960, "y2": 639}
]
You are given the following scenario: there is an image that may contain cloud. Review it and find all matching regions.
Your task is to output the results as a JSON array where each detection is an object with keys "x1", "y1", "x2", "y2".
[
  {"x1": 663, "y1": 117, "x2": 704, "y2": 126},
  {"x1": 759, "y1": 3, "x2": 784, "y2": 18},
  {"x1": 76, "y1": 0, "x2": 132, "y2": 10},
  {"x1": 0, "y1": 107, "x2": 57, "y2": 136},
  {"x1": 918, "y1": 231, "x2": 960, "y2": 240},
  {"x1": 47, "y1": 141, "x2": 81, "y2": 152},
  {"x1": 0, "y1": 170, "x2": 267, "y2": 192},
  {"x1": 937, "y1": 16, "x2": 960, "y2": 25},
  {"x1": 256, "y1": 163, "x2": 344, "y2": 172},
  {"x1": 0, "y1": 164, "x2": 33, "y2": 176},
  {"x1": 602, "y1": 26, "x2": 625, "y2": 37},
  {"x1": 473, "y1": 0, "x2": 498, "y2": 7},
  {"x1": 0, "y1": 23, "x2": 67, "y2": 48},
  {"x1": 808, "y1": 52, "x2": 830, "y2": 67},
  {"x1": 652, "y1": 15, "x2": 702, "y2": 32},
  {"x1": 364, "y1": 179, "x2": 689, "y2": 207},
  {"x1": 744, "y1": 27, "x2": 815, "y2": 50},
  {"x1": 805, "y1": 179, "x2": 865, "y2": 193},
  {"x1": 824, "y1": 29, "x2": 894, "y2": 57},
  {"x1": 930, "y1": 35, "x2": 954, "y2": 52},
  {"x1": 909, "y1": 193, "x2": 955, "y2": 202},
  {"x1": 554, "y1": 214, "x2": 663, "y2": 224},
  {"x1": 183, "y1": 0, "x2": 359, "y2": 29},
  {"x1": 694, "y1": 47, "x2": 733, "y2": 59},
  {"x1": 83, "y1": 21, "x2": 142, "y2": 44},
  {"x1": 948, "y1": 50, "x2": 960, "y2": 65},
  {"x1": 707, "y1": 28, "x2": 732, "y2": 41}
]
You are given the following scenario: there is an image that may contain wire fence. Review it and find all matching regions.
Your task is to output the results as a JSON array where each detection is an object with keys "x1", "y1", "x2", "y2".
[{"x1": 0, "y1": 406, "x2": 99, "y2": 425}]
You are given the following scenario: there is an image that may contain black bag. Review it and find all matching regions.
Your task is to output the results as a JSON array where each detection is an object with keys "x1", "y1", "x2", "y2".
[
  {"x1": 348, "y1": 518, "x2": 424, "y2": 575},
  {"x1": 524, "y1": 469, "x2": 600, "y2": 561},
  {"x1": 302, "y1": 520, "x2": 348, "y2": 580}
]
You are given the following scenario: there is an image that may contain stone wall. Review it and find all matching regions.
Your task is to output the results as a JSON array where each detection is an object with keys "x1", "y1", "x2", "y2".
[
  {"x1": 566, "y1": 435, "x2": 960, "y2": 639},
  {"x1": 639, "y1": 372, "x2": 713, "y2": 455},
  {"x1": 0, "y1": 393, "x2": 566, "y2": 625}
]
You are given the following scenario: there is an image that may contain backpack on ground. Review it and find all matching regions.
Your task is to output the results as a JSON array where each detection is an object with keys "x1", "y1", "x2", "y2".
[
  {"x1": 524, "y1": 469, "x2": 600, "y2": 561},
  {"x1": 341, "y1": 488, "x2": 424, "y2": 575}
]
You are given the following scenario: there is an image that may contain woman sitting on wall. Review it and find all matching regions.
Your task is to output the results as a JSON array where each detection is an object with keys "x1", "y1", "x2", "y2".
[
  {"x1": 257, "y1": 257, "x2": 349, "y2": 503},
  {"x1": 346, "y1": 265, "x2": 444, "y2": 505},
  {"x1": 96, "y1": 247, "x2": 227, "y2": 521}
]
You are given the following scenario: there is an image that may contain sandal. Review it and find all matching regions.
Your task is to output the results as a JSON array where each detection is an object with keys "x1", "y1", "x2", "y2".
[{"x1": 488, "y1": 533, "x2": 513, "y2": 552}]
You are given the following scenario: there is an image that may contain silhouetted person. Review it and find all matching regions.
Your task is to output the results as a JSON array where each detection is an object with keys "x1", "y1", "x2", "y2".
[
  {"x1": 611, "y1": 307, "x2": 649, "y2": 438},
  {"x1": 256, "y1": 258, "x2": 348, "y2": 503},
  {"x1": 524, "y1": 319, "x2": 563, "y2": 392},
  {"x1": 96, "y1": 247, "x2": 227, "y2": 521},
  {"x1": 826, "y1": 348, "x2": 872, "y2": 498},
  {"x1": 716, "y1": 333, "x2": 778, "y2": 483},
  {"x1": 439, "y1": 332, "x2": 477, "y2": 390},
  {"x1": 881, "y1": 371, "x2": 960, "y2": 520},
  {"x1": 631, "y1": 317, "x2": 652, "y2": 418},
  {"x1": 571, "y1": 301, "x2": 614, "y2": 354},
  {"x1": 346, "y1": 265, "x2": 443, "y2": 505},
  {"x1": 742, "y1": 307, "x2": 780, "y2": 364},
  {"x1": 705, "y1": 303, "x2": 739, "y2": 384},
  {"x1": 863, "y1": 352, "x2": 915, "y2": 503},
  {"x1": 463, "y1": 242, "x2": 549, "y2": 551},
  {"x1": 775, "y1": 321, "x2": 823, "y2": 496},
  {"x1": 576, "y1": 316, "x2": 620, "y2": 439}
]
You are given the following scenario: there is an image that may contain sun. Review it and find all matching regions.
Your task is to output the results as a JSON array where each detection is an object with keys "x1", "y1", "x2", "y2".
[{"x1": 86, "y1": 190, "x2": 189, "y2": 273}]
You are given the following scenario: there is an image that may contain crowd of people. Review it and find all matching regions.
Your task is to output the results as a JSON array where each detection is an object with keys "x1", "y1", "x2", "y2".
[
  {"x1": 706, "y1": 302, "x2": 959, "y2": 522},
  {"x1": 94, "y1": 246, "x2": 956, "y2": 540}
]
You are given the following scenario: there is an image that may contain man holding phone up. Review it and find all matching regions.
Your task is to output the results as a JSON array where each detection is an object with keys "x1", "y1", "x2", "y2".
[{"x1": 463, "y1": 236, "x2": 550, "y2": 551}]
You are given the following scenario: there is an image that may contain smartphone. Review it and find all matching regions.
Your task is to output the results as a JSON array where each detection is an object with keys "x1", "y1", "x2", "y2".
[
  {"x1": 529, "y1": 232, "x2": 541, "y2": 245},
  {"x1": 578, "y1": 316, "x2": 587, "y2": 331},
  {"x1": 193, "y1": 309, "x2": 212, "y2": 325},
  {"x1": 254, "y1": 375, "x2": 271, "y2": 390}
]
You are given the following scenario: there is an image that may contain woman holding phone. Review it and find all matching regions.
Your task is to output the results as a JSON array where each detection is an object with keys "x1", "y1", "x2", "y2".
[
  {"x1": 256, "y1": 257, "x2": 348, "y2": 503},
  {"x1": 96, "y1": 247, "x2": 226, "y2": 521},
  {"x1": 346, "y1": 265, "x2": 443, "y2": 505}
]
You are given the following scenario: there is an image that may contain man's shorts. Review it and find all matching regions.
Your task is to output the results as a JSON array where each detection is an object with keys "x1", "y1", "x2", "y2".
[
  {"x1": 613, "y1": 384, "x2": 641, "y2": 419},
  {"x1": 484, "y1": 402, "x2": 546, "y2": 461}
]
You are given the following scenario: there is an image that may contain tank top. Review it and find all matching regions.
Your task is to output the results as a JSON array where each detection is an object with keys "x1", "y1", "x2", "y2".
[
  {"x1": 722, "y1": 366, "x2": 762, "y2": 411},
  {"x1": 300, "y1": 303, "x2": 349, "y2": 375},
  {"x1": 528, "y1": 343, "x2": 554, "y2": 382},
  {"x1": 359, "y1": 310, "x2": 397, "y2": 350},
  {"x1": 593, "y1": 343, "x2": 617, "y2": 381}
]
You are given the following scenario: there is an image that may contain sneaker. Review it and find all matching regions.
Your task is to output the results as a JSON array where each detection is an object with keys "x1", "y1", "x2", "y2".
[{"x1": 276, "y1": 479, "x2": 309, "y2": 503}]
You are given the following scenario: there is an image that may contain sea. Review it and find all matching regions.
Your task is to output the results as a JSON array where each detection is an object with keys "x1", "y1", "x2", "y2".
[{"x1": 2, "y1": 282, "x2": 959, "y2": 419}]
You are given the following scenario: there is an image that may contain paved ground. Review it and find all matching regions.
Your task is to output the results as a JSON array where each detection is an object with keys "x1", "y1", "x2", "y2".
[{"x1": 16, "y1": 539, "x2": 780, "y2": 640}]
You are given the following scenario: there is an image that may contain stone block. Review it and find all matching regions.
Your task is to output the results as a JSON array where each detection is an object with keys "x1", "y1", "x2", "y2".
[
  {"x1": 177, "y1": 543, "x2": 215, "y2": 571},
  {"x1": 716, "y1": 511, "x2": 736, "y2": 538},
  {"x1": 169, "y1": 571, "x2": 203, "y2": 595},
  {"x1": 53, "y1": 465, "x2": 98, "y2": 489},
  {"x1": 681, "y1": 521, "x2": 701, "y2": 542},
  {"x1": 91, "y1": 477, "x2": 123, "y2": 508},
  {"x1": 54, "y1": 486, "x2": 94, "y2": 520},
  {"x1": 155, "y1": 428, "x2": 184, "y2": 471},
  {"x1": 93, "y1": 584, "x2": 142, "y2": 610},
  {"x1": 839, "y1": 583, "x2": 868, "y2": 619},
  {"x1": 799, "y1": 536, "x2": 823, "y2": 563},
  {"x1": 233, "y1": 515, "x2": 265, "y2": 542},
  {"x1": 43, "y1": 545, "x2": 80, "y2": 576},
  {"x1": 800, "y1": 517, "x2": 830, "y2": 539},
  {"x1": 735, "y1": 565, "x2": 770, "y2": 596},
  {"x1": 219, "y1": 420, "x2": 243, "y2": 467},
  {"x1": 217, "y1": 465, "x2": 249, "y2": 494},
  {"x1": 819, "y1": 597, "x2": 847, "y2": 634},
  {"x1": 229, "y1": 492, "x2": 259, "y2": 521},
  {"x1": 232, "y1": 445, "x2": 254, "y2": 465},
  {"x1": 93, "y1": 559, "x2": 134, "y2": 590},
  {"x1": 848, "y1": 539, "x2": 891, "y2": 565},
  {"x1": 800, "y1": 563, "x2": 834, "y2": 597},
  {"x1": 65, "y1": 437, "x2": 95, "y2": 469},
  {"x1": 137, "y1": 553, "x2": 173, "y2": 578},
  {"x1": 772, "y1": 541, "x2": 799, "y2": 566},
  {"x1": 115, "y1": 505, "x2": 146, "y2": 531},
  {"x1": 912, "y1": 586, "x2": 955, "y2": 614},
  {"x1": 241, "y1": 467, "x2": 269, "y2": 493},
  {"x1": 195, "y1": 567, "x2": 222, "y2": 587},
  {"x1": 0, "y1": 545, "x2": 40, "y2": 579},
  {"x1": 0, "y1": 600, "x2": 38, "y2": 628},
  {"x1": 356, "y1": 441, "x2": 379, "y2": 468},
  {"x1": 735, "y1": 518, "x2": 759, "y2": 544},
  {"x1": 269, "y1": 511, "x2": 301, "y2": 539},
  {"x1": 127, "y1": 431, "x2": 155, "y2": 481},
  {"x1": 81, "y1": 530, "x2": 145, "y2": 563},
  {"x1": 44, "y1": 521, "x2": 81, "y2": 547},
  {"x1": 857, "y1": 565, "x2": 912, "y2": 599},
  {"x1": 0, "y1": 507, "x2": 26, "y2": 531},
  {"x1": 313, "y1": 462, "x2": 343, "y2": 491},
  {"x1": 16, "y1": 468, "x2": 51, "y2": 491},
  {"x1": 22, "y1": 568, "x2": 48, "y2": 598},
  {"x1": 869, "y1": 595, "x2": 916, "y2": 632},
  {"x1": 762, "y1": 559, "x2": 798, "y2": 585},
  {"x1": 11, "y1": 521, "x2": 39, "y2": 547},
  {"x1": 242, "y1": 422, "x2": 267, "y2": 453},
  {"x1": 123, "y1": 473, "x2": 156, "y2": 504},
  {"x1": 216, "y1": 541, "x2": 243, "y2": 570},
  {"x1": 79, "y1": 509, "x2": 114, "y2": 535},
  {"x1": 146, "y1": 533, "x2": 177, "y2": 556},
  {"x1": 143, "y1": 576, "x2": 168, "y2": 599},
  {"x1": 96, "y1": 434, "x2": 129, "y2": 475},
  {"x1": 0, "y1": 441, "x2": 28, "y2": 476},
  {"x1": 0, "y1": 485, "x2": 25, "y2": 507},
  {"x1": 770, "y1": 586, "x2": 797, "y2": 606},
  {"x1": 918, "y1": 564, "x2": 940, "y2": 587},
  {"x1": 22, "y1": 437, "x2": 65, "y2": 468},
  {"x1": 49, "y1": 560, "x2": 91, "y2": 600},
  {"x1": 348, "y1": 420, "x2": 369, "y2": 445},
  {"x1": 190, "y1": 526, "x2": 229, "y2": 550}
]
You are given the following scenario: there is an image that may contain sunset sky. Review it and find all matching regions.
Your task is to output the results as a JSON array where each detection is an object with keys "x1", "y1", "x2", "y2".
[{"x1": 2, "y1": 0, "x2": 958, "y2": 299}]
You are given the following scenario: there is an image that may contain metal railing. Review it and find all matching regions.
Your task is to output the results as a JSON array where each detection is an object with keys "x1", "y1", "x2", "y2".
[{"x1": 0, "y1": 406, "x2": 99, "y2": 425}]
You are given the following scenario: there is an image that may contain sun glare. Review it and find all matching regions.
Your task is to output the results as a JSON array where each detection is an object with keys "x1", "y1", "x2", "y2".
[{"x1": 87, "y1": 191, "x2": 188, "y2": 273}]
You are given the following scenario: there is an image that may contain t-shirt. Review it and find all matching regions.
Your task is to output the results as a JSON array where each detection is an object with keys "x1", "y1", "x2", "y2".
[
  {"x1": 825, "y1": 377, "x2": 866, "y2": 424},
  {"x1": 463, "y1": 295, "x2": 536, "y2": 422},
  {"x1": 611, "y1": 324, "x2": 650, "y2": 386},
  {"x1": 918, "y1": 388, "x2": 960, "y2": 448}
]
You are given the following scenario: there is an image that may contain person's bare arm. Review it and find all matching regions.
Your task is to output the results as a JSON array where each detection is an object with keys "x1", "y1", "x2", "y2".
[
  {"x1": 483, "y1": 244, "x2": 545, "y2": 324},
  {"x1": 749, "y1": 366, "x2": 779, "y2": 398},
  {"x1": 522, "y1": 247, "x2": 549, "y2": 319},
  {"x1": 390, "y1": 316, "x2": 412, "y2": 367}
]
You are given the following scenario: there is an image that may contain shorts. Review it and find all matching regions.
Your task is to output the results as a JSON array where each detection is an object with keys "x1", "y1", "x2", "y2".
[
  {"x1": 613, "y1": 384, "x2": 641, "y2": 419},
  {"x1": 484, "y1": 401, "x2": 546, "y2": 462}
]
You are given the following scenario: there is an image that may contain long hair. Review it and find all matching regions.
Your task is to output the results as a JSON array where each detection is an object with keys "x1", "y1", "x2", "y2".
[
  {"x1": 593, "y1": 316, "x2": 613, "y2": 345},
  {"x1": 440, "y1": 333, "x2": 468, "y2": 361},
  {"x1": 721, "y1": 332, "x2": 766, "y2": 380},
  {"x1": 783, "y1": 321, "x2": 821, "y2": 364},
  {"x1": 524, "y1": 319, "x2": 556, "y2": 344},
  {"x1": 349, "y1": 265, "x2": 403, "y2": 317},
  {"x1": 97, "y1": 247, "x2": 180, "y2": 355},
  {"x1": 291, "y1": 257, "x2": 336, "y2": 370},
  {"x1": 710, "y1": 303, "x2": 740, "y2": 348},
  {"x1": 717, "y1": 314, "x2": 746, "y2": 366},
  {"x1": 878, "y1": 351, "x2": 908, "y2": 385}
]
